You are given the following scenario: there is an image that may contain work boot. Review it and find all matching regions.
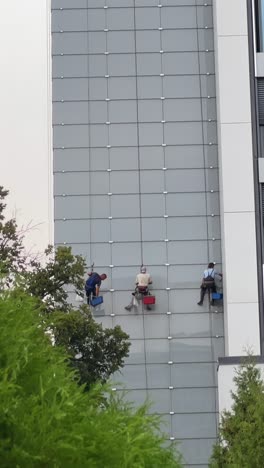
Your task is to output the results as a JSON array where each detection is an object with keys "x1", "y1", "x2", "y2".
[
  {"x1": 197, "y1": 301, "x2": 203, "y2": 306},
  {"x1": 146, "y1": 305, "x2": 151, "y2": 311},
  {"x1": 125, "y1": 305, "x2": 132, "y2": 311}
]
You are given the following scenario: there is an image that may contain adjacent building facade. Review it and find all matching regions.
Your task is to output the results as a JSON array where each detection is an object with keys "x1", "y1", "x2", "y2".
[{"x1": 2, "y1": 0, "x2": 264, "y2": 466}]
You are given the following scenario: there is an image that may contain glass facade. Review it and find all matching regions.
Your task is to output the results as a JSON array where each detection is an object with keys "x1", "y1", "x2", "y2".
[{"x1": 52, "y1": 1, "x2": 223, "y2": 465}]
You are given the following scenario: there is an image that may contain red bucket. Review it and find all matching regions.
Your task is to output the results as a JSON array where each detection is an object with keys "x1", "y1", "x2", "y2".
[{"x1": 143, "y1": 295, "x2": 156, "y2": 305}]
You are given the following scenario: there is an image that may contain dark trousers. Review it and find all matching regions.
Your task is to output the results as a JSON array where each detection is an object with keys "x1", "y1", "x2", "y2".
[
  {"x1": 86, "y1": 287, "x2": 96, "y2": 305},
  {"x1": 199, "y1": 283, "x2": 216, "y2": 304}
]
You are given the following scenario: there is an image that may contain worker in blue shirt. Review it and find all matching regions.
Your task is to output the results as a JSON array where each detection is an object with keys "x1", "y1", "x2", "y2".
[
  {"x1": 197, "y1": 262, "x2": 222, "y2": 306},
  {"x1": 85, "y1": 272, "x2": 107, "y2": 305}
]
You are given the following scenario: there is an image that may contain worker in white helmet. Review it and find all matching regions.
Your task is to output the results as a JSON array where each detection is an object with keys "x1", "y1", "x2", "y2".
[{"x1": 125, "y1": 266, "x2": 152, "y2": 311}]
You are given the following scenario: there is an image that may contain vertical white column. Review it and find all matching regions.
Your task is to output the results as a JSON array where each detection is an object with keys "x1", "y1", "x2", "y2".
[
  {"x1": 214, "y1": 0, "x2": 260, "y2": 355},
  {"x1": 0, "y1": 0, "x2": 53, "y2": 255}
]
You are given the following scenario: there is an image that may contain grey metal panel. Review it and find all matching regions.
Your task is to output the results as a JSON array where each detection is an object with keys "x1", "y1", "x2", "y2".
[
  {"x1": 168, "y1": 264, "x2": 204, "y2": 288},
  {"x1": 167, "y1": 217, "x2": 207, "y2": 240},
  {"x1": 168, "y1": 240, "x2": 208, "y2": 264},
  {"x1": 199, "y1": 51, "x2": 215, "y2": 74},
  {"x1": 135, "y1": 7, "x2": 160, "y2": 30},
  {"x1": 141, "y1": 194, "x2": 166, "y2": 217},
  {"x1": 163, "y1": 76, "x2": 200, "y2": 98},
  {"x1": 111, "y1": 194, "x2": 140, "y2": 217},
  {"x1": 139, "y1": 147, "x2": 164, "y2": 169},
  {"x1": 54, "y1": 194, "x2": 109, "y2": 219},
  {"x1": 110, "y1": 147, "x2": 139, "y2": 169},
  {"x1": 91, "y1": 220, "x2": 110, "y2": 242},
  {"x1": 53, "y1": 126, "x2": 89, "y2": 148},
  {"x1": 89, "y1": 101, "x2": 108, "y2": 123},
  {"x1": 54, "y1": 219, "x2": 90, "y2": 243},
  {"x1": 163, "y1": 99, "x2": 202, "y2": 122},
  {"x1": 198, "y1": 29, "x2": 214, "y2": 51},
  {"x1": 142, "y1": 242, "x2": 167, "y2": 265},
  {"x1": 124, "y1": 340, "x2": 146, "y2": 364},
  {"x1": 138, "y1": 100, "x2": 163, "y2": 122},
  {"x1": 108, "y1": 54, "x2": 136, "y2": 76},
  {"x1": 170, "y1": 338, "x2": 213, "y2": 362},
  {"x1": 112, "y1": 243, "x2": 142, "y2": 265},
  {"x1": 88, "y1": 55, "x2": 107, "y2": 77},
  {"x1": 171, "y1": 362, "x2": 215, "y2": 387},
  {"x1": 139, "y1": 123, "x2": 163, "y2": 146},
  {"x1": 109, "y1": 100, "x2": 137, "y2": 123},
  {"x1": 172, "y1": 387, "x2": 216, "y2": 413},
  {"x1": 144, "y1": 315, "x2": 170, "y2": 339},
  {"x1": 53, "y1": 102, "x2": 89, "y2": 124},
  {"x1": 145, "y1": 340, "x2": 170, "y2": 365},
  {"x1": 162, "y1": 30, "x2": 198, "y2": 52},
  {"x1": 137, "y1": 76, "x2": 162, "y2": 99},
  {"x1": 54, "y1": 173, "x2": 89, "y2": 195},
  {"x1": 170, "y1": 314, "x2": 211, "y2": 338},
  {"x1": 89, "y1": 78, "x2": 107, "y2": 100},
  {"x1": 109, "y1": 124, "x2": 138, "y2": 147},
  {"x1": 142, "y1": 218, "x2": 166, "y2": 241},
  {"x1": 108, "y1": 31, "x2": 135, "y2": 53},
  {"x1": 115, "y1": 365, "x2": 147, "y2": 389},
  {"x1": 88, "y1": 32, "x2": 106, "y2": 54},
  {"x1": 162, "y1": 52, "x2": 199, "y2": 75},
  {"x1": 89, "y1": 148, "x2": 109, "y2": 170},
  {"x1": 52, "y1": 10, "x2": 87, "y2": 32},
  {"x1": 52, "y1": 0, "x2": 87, "y2": 7},
  {"x1": 90, "y1": 172, "x2": 109, "y2": 194},
  {"x1": 180, "y1": 439, "x2": 215, "y2": 465},
  {"x1": 111, "y1": 219, "x2": 141, "y2": 242},
  {"x1": 136, "y1": 31, "x2": 161, "y2": 53},
  {"x1": 110, "y1": 170, "x2": 139, "y2": 193},
  {"x1": 90, "y1": 124, "x2": 108, "y2": 147},
  {"x1": 53, "y1": 78, "x2": 89, "y2": 101},
  {"x1": 146, "y1": 364, "x2": 170, "y2": 388},
  {"x1": 147, "y1": 388, "x2": 171, "y2": 412},
  {"x1": 164, "y1": 122, "x2": 203, "y2": 145},
  {"x1": 52, "y1": 55, "x2": 88, "y2": 78},
  {"x1": 87, "y1": 9, "x2": 106, "y2": 31},
  {"x1": 166, "y1": 193, "x2": 206, "y2": 216},
  {"x1": 201, "y1": 75, "x2": 216, "y2": 97},
  {"x1": 107, "y1": 8, "x2": 134, "y2": 30},
  {"x1": 52, "y1": 32, "x2": 88, "y2": 54},
  {"x1": 165, "y1": 168, "x2": 205, "y2": 192},
  {"x1": 168, "y1": 290, "x2": 210, "y2": 313},
  {"x1": 108, "y1": 77, "x2": 137, "y2": 99},
  {"x1": 53, "y1": 149, "x2": 90, "y2": 171},
  {"x1": 197, "y1": 5, "x2": 213, "y2": 28},
  {"x1": 161, "y1": 7, "x2": 197, "y2": 29},
  {"x1": 173, "y1": 413, "x2": 217, "y2": 438},
  {"x1": 107, "y1": 0, "x2": 134, "y2": 6},
  {"x1": 136, "y1": 53, "x2": 162, "y2": 75}
]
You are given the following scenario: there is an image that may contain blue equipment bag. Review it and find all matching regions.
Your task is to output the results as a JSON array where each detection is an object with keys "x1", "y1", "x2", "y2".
[
  {"x1": 90, "y1": 296, "x2": 104, "y2": 307},
  {"x1": 212, "y1": 292, "x2": 223, "y2": 300}
]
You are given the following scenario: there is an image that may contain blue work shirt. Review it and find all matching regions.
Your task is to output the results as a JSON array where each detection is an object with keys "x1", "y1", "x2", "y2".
[{"x1": 85, "y1": 273, "x2": 101, "y2": 291}]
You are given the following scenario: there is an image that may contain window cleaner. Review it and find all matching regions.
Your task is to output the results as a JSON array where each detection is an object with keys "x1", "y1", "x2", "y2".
[
  {"x1": 197, "y1": 262, "x2": 222, "y2": 306},
  {"x1": 125, "y1": 266, "x2": 155, "y2": 311},
  {"x1": 85, "y1": 270, "x2": 107, "y2": 307}
]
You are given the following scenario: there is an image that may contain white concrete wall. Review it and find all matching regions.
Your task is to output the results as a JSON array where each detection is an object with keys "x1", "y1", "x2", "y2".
[
  {"x1": 214, "y1": 0, "x2": 260, "y2": 355},
  {"x1": 0, "y1": 0, "x2": 53, "y2": 256}
]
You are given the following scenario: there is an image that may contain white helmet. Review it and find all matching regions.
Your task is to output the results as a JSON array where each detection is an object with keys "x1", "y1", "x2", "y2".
[{"x1": 141, "y1": 266, "x2": 147, "y2": 273}]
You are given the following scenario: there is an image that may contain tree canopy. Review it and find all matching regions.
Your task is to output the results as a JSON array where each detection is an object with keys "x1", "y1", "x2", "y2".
[
  {"x1": 0, "y1": 186, "x2": 130, "y2": 388},
  {"x1": 0, "y1": 291, "x2": 182, "y2": 467},
  {"x1": 210, "y1": 357, "x2": 264, "y2": 467}
]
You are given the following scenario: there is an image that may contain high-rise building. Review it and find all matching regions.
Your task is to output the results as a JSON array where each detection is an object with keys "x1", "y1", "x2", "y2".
[{"x1": 2, "y1": 0, "x2": 264, "y2": 465}]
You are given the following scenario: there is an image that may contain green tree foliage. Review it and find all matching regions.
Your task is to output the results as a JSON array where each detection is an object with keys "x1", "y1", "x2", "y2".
[
  {"x1": 0, "y1": 186, "x2": 25, "y2": 281},
  {"x1": 52, "y1": 307, "x2": 130, "y2": 388},
  {"x1": 210, "y1": 357, "x2": 264, "y2": 467},
  {"x1": 25, "y1": 245, "x2": 87, "y2": 313},
  {"x1": 0, "y1": 187, "x2": 130, "y2": 388},
  {"x1": 0, "y1": 292, "x2": 182, "y2": 467}
]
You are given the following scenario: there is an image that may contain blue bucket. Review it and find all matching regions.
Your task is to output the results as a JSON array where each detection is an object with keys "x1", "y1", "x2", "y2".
[
  {"x1": 90, "y1": 296, "x2": 104, "y2": 307},
  {"x1": 212, "y1": 292, "x2": 223, "y2": 300}
]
